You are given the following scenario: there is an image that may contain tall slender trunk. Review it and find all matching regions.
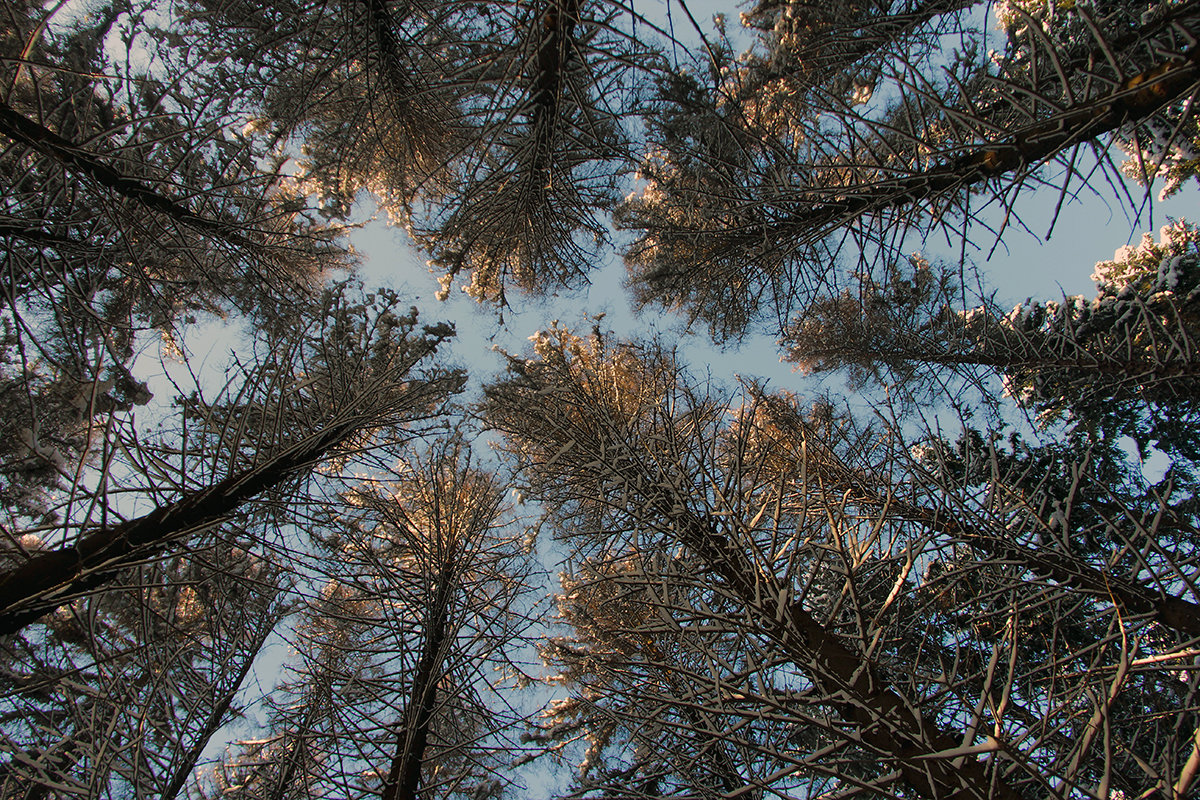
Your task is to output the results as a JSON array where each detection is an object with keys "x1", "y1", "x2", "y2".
[
  {"x1": 0, "y1": 101, "x2": 252, "y2": 247},
  {"x1": 159, "y1": 608, "x2": 281, "y2": 800},
  {"x1": 527, "y1": 0, "x2": 581, "y2": 182},
  {"x1": 380, "y1": 570, "x2": 454, "y2": 800},
  {"x1": 0, "y1": 419, "x2": 357, "y2": 636},
  {"x1": 659, "y1": 497, "x2": 1022, "y2": 800},
  {"x1": 758, "y1": 43, "x2": 1200, "y2": 245}
]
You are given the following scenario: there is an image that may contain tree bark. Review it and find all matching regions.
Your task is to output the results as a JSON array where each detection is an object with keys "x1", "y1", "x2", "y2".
[
  {"x1": 664, "y1": 499, "x2": 1022, "y2": 800},
  {"x1": 159, "y1": 609, "x2": 279, "y2": 800},
  {"x1": 0, "y1": 420, "x2": 356, "y2": 637},
  {"x1": 528, "y1": 0, "x2": 581, "y2": 181},
  {"x1": 0, "y1": 100, "x2": 251, "y2": 247},
  {"x1": 380, "y1": 570, "x2": 454, "y2": 800}
]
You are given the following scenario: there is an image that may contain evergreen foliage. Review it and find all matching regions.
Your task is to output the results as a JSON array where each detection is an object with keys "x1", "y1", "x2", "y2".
[{"x1": 1, "y1": 0, "x2": 1198, "y2": 798}]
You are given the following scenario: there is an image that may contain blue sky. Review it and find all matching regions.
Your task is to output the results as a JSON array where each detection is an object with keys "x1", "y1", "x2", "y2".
[{"x1": 348, "y1": 170, "x2": 1200, "y2": 402}]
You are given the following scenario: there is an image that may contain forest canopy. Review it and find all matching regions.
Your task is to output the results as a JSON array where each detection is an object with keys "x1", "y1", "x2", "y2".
[{"x1": 1, "y1": 0, "x2": 1199, "y2": 798}]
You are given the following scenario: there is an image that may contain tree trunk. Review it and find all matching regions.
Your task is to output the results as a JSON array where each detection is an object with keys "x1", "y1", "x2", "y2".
[
  {"x1": 0, "y1": 420, "x2": 356, "y2": 636},
  {"x1": 528, "y1": 0, "x2": 581, "y2": 181},
  {"x1": 761, "y1": 393, "x2": 1200, "y2": 638},
  {"x1": 761, "y1": 44, "x2": 1200, "y2": 244},
  {"x1": 897, "y1": 499, "x2": 1200, "y2": 639},
  {"x1": 380, "y1": 571, "x2": 454, "y2": 800},
  {"x1": 665, "y1": 500, "x2": 1022, "y2": 800},
  {"x1": 0, "y1": 100, "x2": 251, "y2": 247},
  {"x1": 159, "y1": 609, "x2": 280, "y2": 800}
]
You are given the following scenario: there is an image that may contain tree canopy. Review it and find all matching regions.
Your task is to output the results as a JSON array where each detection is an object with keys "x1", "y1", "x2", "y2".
[{"x1": 2, "y1": 0, "x2": 1199, "y2": 798}]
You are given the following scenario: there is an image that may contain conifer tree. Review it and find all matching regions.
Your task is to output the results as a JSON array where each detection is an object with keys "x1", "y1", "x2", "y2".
[
  {"x1": 207, "y1": 437, "x2": 535, "y2": 800},
  {"x1": 3, "y1": 1, "x2": 1200, "y2": 797},
  {"x1": 618, "y1": 0, "x2": 1200, "y2": 337},
  {"x1": 0, "y1": 282, "x2": 463, "y2": 634},
  {"x1": 177, "y1": 0, "x2": 646, "y2": 304},
  {"x1": 785, "y1": 219, "x2": 1200, "y2": 460},
  {"x1": 0, "y1": 540, "x2": 290, "y2": 800},
  {"x1": 0, "y1": 0, "x2": 345, "y2": 525},
  {"x1": 485, "y1": 330, "x2": 1027, "y2": 799},
  {"x1": 487, "y1": 328, "x2": 1200, "y2": 799}
]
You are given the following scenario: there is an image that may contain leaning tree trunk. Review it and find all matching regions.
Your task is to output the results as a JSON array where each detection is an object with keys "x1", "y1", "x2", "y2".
[
  {"x1": 0, "y1": 418, "x2": 358, "y2": 636},
  {"x1": 159, "y1": 607, "x2": 281, "y2": 800},
  {"x1": 0, "y1": 100, "x2": 252, "y2": 247},
  {"x1": 655, "y1": 493, "x2": 1022, "y2": 800},
  {"x1": 767, "y1": 399, "x2": 1200, "y2": 640}
]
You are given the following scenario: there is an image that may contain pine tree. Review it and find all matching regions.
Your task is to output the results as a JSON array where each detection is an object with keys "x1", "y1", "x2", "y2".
[
  {"x1": 177, "y1": 0, "x2": 646, "y2": 305},
  {"x1": 4, "y1": 1, "x2": 1200, "y2": 797},
  {"x1": 206, "y1": 437, "x2": 535, "y2": 800},
  {"x1": 618, "y1": 0, "x2": 1200, "y2": 337},
  {"x1": 0, "y1": 282, "x2": 463, "y2": 634},
  {"x1": 486, "y1": 327, "x2": 1200, "y2": 799},
  {"x1": 0, "y1": 540, "x2": 290, "y2": 799},
  {"x1": 485, "y1": 330, "x2": 1030, "y2": 799},
  {"x1": 0, "y1": 0, "x2": 344, "y2": 525},
  {"x1": 784, "y1": 219, "x2": 1200, "y2": 461}
]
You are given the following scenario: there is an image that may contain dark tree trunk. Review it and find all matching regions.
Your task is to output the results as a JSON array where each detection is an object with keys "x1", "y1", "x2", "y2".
[
  {"x1": 662, "y1": 498, "x2": 1023, "y2": 800},
  {"x1": 159, "y1": 610, "x2": 280, "y2": 800},
  {"x1": 763, "y1": 395, "x2": 1200, "y2": 639},
  {"x1": 0, "y1": 100, "x2": 251, "y2": 246},
  {"x1": 750, "y1": 44, "x2": 1200, "y2": 246},
  {"x1": 527, "y1": 0, "x2": 581, "y2": 181},
  {"x1": 380, "y1": 571, "x2": 454, "y2": 800},
  {"x1": 897, "y1": 499, "x2": 1200, "y2": 639},
  {"x1": 0, "y1": 420, "x2": 357, "y2": 636}
]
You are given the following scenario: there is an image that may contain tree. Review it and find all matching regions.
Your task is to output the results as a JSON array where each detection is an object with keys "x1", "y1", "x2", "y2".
[
  {"x1": 1, "y1": 7, "x2": 478, "y2": 798},
  {"x1": 784, "y1": 219, "x2": 1200, "y2": 461},
  {"x1": 485, "y1": 329, "x2": 1027, "y2": 799},
  {"x1": 617, "y1": 0, "x2": 1200, "y2": 337},
  {"x1": 0, "y1": 280, "x2": 464, "y2": 798},
  {"x1": 486, "y1": 327, "x2": 1200, "y2": 799},
  {"x1": 0, "y1": 539, "x2": 291, "y2": 800},
  {"x1": 205, "y1": 437, "x2": 536, "y2": 800},
  {"x1": 4, "y1": 1, "x2": 1200, "y2": 798},
  {"x1": 0, "y1": 0, "x2": 345, "y2": 527},
  {"x1": 177, "y1": 0, "x2": 647, "y2": 305},
  {"x1": 0, "y1": 281, "x2": 463, "y2": 634},
  {"x1": 406, "y1": 0, "x2": 643, "y2": 305}
]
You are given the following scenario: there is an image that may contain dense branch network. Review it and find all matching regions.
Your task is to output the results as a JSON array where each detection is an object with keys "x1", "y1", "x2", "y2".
[{"x1": 2, "y1": 1, "x2": 1200, "y2": 798}]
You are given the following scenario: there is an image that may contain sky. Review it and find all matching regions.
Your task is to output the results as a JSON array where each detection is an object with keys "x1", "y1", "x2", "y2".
[{"x1": 348, "y1": 166, "x2": 1200, "y2": 407}]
